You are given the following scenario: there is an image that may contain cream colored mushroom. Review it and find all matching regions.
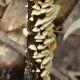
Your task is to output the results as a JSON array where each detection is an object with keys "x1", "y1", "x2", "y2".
[
  {"x1": 41, "y1": 49, "x2": 50, "y2": 54},
  {"x1": 45, "y1": 69, "x2": 51, "y2": 77},
  {"x1": 36, "y1": 59, "x2": 42, "y2": 62},
  {"x1": 41, "y1": 69, "x2": 50, "y2": 78},
  {"x1": 32, "y1": 4, "x2": 40, "y2": 10},
  {"x1": 48, "y1": 29, "x2": 54, "y2": 37},
  {"x1": 33, "y1": 53, "x2": 44, "y2": 59},
  {"x1": 25, "y1": 5, "x2": 28, "y2": 7},
  {"x1": 40, "y1": 20, "x2": 53, "y2": 30},
  {"x1": 44, "y1": 38, "x2": 52, "y2": 45},
  {"x1": 32, "y1": 27, "x2": 40, "y2": 32},
  {"x1": 28, "y1": 44, "x2": 37, "y2": 50},
  {"x1": 45, "y1": 24, "x2": 54, "y2": 31},
  {"x1": 44, "y1": 51, "x2": 52, "y2": 57},
  {"x1": 42, "y1": 31, "x2": 48, "y2": 37},
  {"x1": 35, "y1": 35, "x2": 45, "y2": 39},
  {"x1": 40, "y1": 64, "x2": 44, "y2": 69},
  {"x1": 36, "y1": 68, "x2": 40, "y2": 72},
  {"x1": 33, "y1": 51, "x2": 38, "y2": 56},
  {"x1": 37, "y1": 44, "x2": 46, "y2": 50},
  {"x1": 36, "y1": 39, "x2": 43, "y2": 42},
  {"x1": 23, "y1": 28, "x2": 31, "y2": 37},
  {"x1": 29, "y1": 16, "x2": 34, "y2": 21},
  {"x1": 44, "y1": 61, "x2": 52, "y2": 69},
  {"x1": 42, "y1": 57, "x2": 51, "y2": 65},
  {"x1": 35, "y1": 13, "x2": 54, "y2": 26}
]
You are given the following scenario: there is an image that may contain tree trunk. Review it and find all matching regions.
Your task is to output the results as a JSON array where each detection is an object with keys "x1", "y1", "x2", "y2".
[{"x1": 24, "y1": 0, "x2": 55, "y2": 80}]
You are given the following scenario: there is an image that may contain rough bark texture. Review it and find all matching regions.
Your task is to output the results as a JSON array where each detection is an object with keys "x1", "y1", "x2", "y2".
[{"x1": 24, "y1": 1, "x2": 38, "y2": 80}]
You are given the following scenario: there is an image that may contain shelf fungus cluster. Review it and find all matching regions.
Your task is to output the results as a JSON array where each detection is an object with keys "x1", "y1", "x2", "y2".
[{"x1": 23, "y1": 0, "x2": 57, "y2": 80}]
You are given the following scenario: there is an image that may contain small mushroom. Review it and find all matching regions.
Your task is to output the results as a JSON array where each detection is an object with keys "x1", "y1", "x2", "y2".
[
  {"x1": 44, "y1": 38, "x2": 52, "y2": 45},
  {"x1": 40, "y1": 64, "x2": 44, "y2": 69},
  {"x1": 25, "y1": 5, "x2": 28, "y2": 7},
  {"x1": 36, "y1": 68, "x2": 40, "y2": 73},
  {"x1": 44, "y1": 61, "x2": 52, "y2": 69},
  {"x1": 35, "y1": 35, "x2": 45, "y2": 40},
  {"x1": 29, "y1": 16, "x2": 34, "y2": 21},
  {"x1": 36, "y1": 59, "x2": 42, "y2": 62},
  {"x1": 32, "y1": 27, "x2": 40, "y2": 32},
  {"x1": 32, "y1": 70, "x2": 35, "y2": 72},
  {"x1": 37, "y1": 44, "x2": 46, "y2": 50},
  {"x1": 40, "y1": 20, "x2": 52, "y2": 30},
  {"x1": 45, "y1": 69, "x2": 51, "y2": 77},
  {"x1": 32, "y1": 4, "x2": 40, "y2": 10},
  {"x1": 33, "y1": 51, "x2": 38, "y2": 56},
  {"x1": 48, "y1": 29, "x2": 54, "y2": 37},
  {"x1": 42, "y1": 57, "x2": 51, "y2": 65},
  {"x1": 41, "y1": 69, "x2": 50, "y2": 78},
  {"x1": 41, "y1": 49, "x2": 50, "y2": 54},
  {"x1": 45, "y1": 24, "x2": 54, "y2": 31},
  {"x1": 35, "y1": 13, "x2": 54, "y2": 27},
  {"x1": 23, "y1": 28, "x2": 31, "y2": 37},
  {"x1": 42, "y1": 31, "x2": 48, "y2": 37},
  {"x1": 33, "y1": 53, "x2": 44, "y2": 59},
  {"x1": 28, "y1": 44, "x2": 37, "y2": 50},
  {"x1": 36, "y1": 39, "x2": 43, "y2": 42},
  {"x1": 44, "y1": 51, "x2": 52, "y2": 57}
]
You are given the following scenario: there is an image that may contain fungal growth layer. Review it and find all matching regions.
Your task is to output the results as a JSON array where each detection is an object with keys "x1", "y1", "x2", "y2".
[{"x1": 23, "y1": 0, "x2": 56, "y2": 80}]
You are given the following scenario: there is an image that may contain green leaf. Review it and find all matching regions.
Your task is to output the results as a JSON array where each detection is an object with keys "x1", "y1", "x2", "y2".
[
  {"x1": 63, "y1": 19, "x2": 80, "y2": 41},
  {"x1": 54, "y1": 4, "x2": 61, "y2": 20}
]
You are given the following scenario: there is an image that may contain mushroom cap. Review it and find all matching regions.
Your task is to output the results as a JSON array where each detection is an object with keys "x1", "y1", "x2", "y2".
[
  {"x1": 28, "y1": 44, "x2": 37, "y2": 50},
  {"x1": 23, "y1": 28, "x2": 30, "y2": 37},
  {"x1": 42, "y1": 57, "x2": 51, "y2": 65},
  {"x1": 36, "y1": 39, "x2": 43, "y2": 42},
  {"x1": 35, "y1": 35, "x2": 45, "y2": 39},
  {"x1": 41, "y1": 49, "x2": 50, "y2": 54},
  {"x1": 33, "y1": 53, "x2": 44, "y2": 59},
  {"x1": 32, "y1": 4, "x2": 40, "y2": 10},
  {"x1": 37, "y1": 44, "x2": 46, "y2": 50},
  {"x1": 44, "y1": 38, "x2": 52, "y2": 45},
  {"x1": 32, "y1": 27, "x2": 40, "y2": 32},
  {"x1": 36, "y1": 59, "x2": 42, "y2": 62},
  {"x1": 41, "y1": 69, "x2": 50, "y2": 78}
]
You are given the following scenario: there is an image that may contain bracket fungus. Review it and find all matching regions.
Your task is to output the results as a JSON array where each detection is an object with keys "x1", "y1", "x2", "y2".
[{"x1": 25, "y1": 0, "x2": 59, "y2": 80}]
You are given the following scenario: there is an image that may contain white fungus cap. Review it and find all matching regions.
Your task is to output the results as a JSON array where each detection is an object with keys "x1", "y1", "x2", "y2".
[
  {"x1": 41, "y1": 49, "x2": 50, "y2": 54},
  {"x1": 36, "y1": 39, "x2": 43, "y2": 42},
  {"x1": 33, "y1": 53, "x2": 44, "y2": 59},
  {"x1": 28, "y1": 44, "x2": 37, "y2": 50},
  {"x1": 36, "y1": 59, "x2": 42, "y2": 62},
  {"x1": 42, "y1": 57, "x2": 51, "y2": 65},
  {"x1": 37, "y1": 44, "x2": 46, "y2": 50},
  {"x1": 32, "y1": 4, "x2": 40, "y2": 10},
  {"x1": 36, "y1": 68, "x2": 40, "y2": 72},
  {"x1": 41, "y1": 69, "x2": 50, "y2": 78},
  {"x1": 35, "y1": 35, "x2": 45, "y2": 39},
  {"x1": 23, "y1": 28, "x2": 31, "y2": 37},
  {"x1": 32, "y1": 27, "x2": 40, "y2": 32}
]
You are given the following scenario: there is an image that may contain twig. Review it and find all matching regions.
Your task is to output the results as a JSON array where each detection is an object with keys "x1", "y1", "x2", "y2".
[
  {"x1": 51, "y1": 68, "x2": 69, "y2": 80},
  {"x1": 0, "y1": 33, "x2": 26, "y2": 56}
]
